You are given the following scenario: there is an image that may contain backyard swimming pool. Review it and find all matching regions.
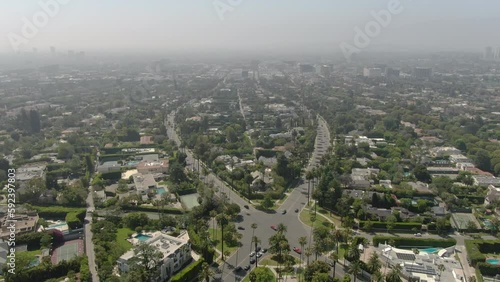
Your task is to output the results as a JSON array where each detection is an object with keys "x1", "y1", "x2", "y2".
[
  {"x1": 135, "y1": 234, "x2": 152, "y2": 241},
  {"x1": 419, "y1": 247, "x2": 442, "y2": 253},
  {"x1": 486, "y1": 258, "x2": 500, "y2": 265},
  {"x1": 157, "y1": 187, "x2": 166, "y2": 195}
]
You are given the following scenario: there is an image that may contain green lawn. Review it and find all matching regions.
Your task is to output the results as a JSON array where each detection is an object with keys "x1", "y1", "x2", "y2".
[
  {"x1": 209, "y1": 228, "x2": 239, "y2": 255},
  {"x1": 259, "y1": 254, "x2": 299, "y2": 267},
  {"x1": 316, "y1": 207, "x2": 342, "y2": 226},
  {"x1": 338, "y1": 243, "x2": 348, "y2": 260},
  {"x1": 242, "y1": 267, "x2": 276, "y2": 282},
  {"x1": 116, "y1": 228, "x2": 134, "y2": 251},
  {"x1": 299, "y1": 208, "x2": 334, "y2": 228}
]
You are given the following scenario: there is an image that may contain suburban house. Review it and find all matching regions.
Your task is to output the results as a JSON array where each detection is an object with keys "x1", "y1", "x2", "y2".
[
  {"x1": 117, "y1": 231, "x2": 192, "y2": 281},
  {"x1": 485, "y1": 185, "x2": 500, "y2": 205},
  {"x1": 0, "y1": 211, "x2": 39, "y2": 239},
  {"x1": 133, "y1": 173, "x2": 157, "y2": 198},
  {"x1": 137, "y1": 159, "x2": 169, "y2": 174},
  {"x1": 350, "y1": 168, "x2": 379, "y2": 189},
  {"x1": 473, "y1": 176, "x2": 500, "y2": 187}
]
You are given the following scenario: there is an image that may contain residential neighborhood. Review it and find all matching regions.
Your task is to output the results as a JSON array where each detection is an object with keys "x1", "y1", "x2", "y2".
[{"x1": 1, "y1": 2, "x2": 500, "y2": 282}]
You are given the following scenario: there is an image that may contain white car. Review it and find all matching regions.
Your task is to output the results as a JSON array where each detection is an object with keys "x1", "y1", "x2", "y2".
[
  {"x1": 415, "y1": 233, "x2": 422, "y2": 237},
  {"x1": 249, "y1": 251, "x2": 255, "y2": 257}
]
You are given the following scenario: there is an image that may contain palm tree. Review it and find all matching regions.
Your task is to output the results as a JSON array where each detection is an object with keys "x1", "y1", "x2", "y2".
[
  {"x1": 332, "y1": 228, "x2": 343, "y2": 255},
  {"x1": 306, "y1": 170, "x2": 314, "y2": 205},
  {"x1": 252, "y1": 236, "x2": 261, "y2": 267},
  {"x1": 305, "y1": 247, "x2": 313, "y2": 266},
  {"x1": 309, "y1": 212, "x2": 316, "y2": 246},
  {"x1": 251, "y1": 222, "x2": 258, "y2": 250},
  {"x1": 342, "y1": 228, "x2": 353, "y2": 245},
  {"x1": 199, "y1": 262, "x2": 214, "y2": 282},
  {"x1": 312, "y1": 242, "x2": 322, "y2": 260},
  {"x1": 329, "y1": 252, "x2": 339, "y2": 278},
  {"x1": 209, "y1": 210, "x2": 217, "y2": 239},
  {"x1": 385, "y1": 264, "x2": 402, "y2": 282},
  {"x1": 348, "y1": 260, "x2": 361, "y2": 282},
  {"x1": 277, "y1": 223, "x2": 287, "y2": 234},
  {"x1": 371, "y1": 270, "x2": 384, "y2": 282},
  {"x1": 216, "y1": 214, "x2": 229, "y2": 261},
  {"x1": 298, "y1": 236, "x2": 307, "y2": 282},
  {"x1": 298, "y1": 236, "x2": 307, "y2": 265},
  {"x1": 346, "y1": 244, "x2": 360, "y2": 263},
  {"x1": 367, "y1": 252, "x2": 382, "y2": 274}
]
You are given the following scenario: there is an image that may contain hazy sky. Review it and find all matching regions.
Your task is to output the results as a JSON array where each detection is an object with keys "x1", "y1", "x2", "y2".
[{"x1": 1, "y1": 0, "x2": 499, "y2": 55}]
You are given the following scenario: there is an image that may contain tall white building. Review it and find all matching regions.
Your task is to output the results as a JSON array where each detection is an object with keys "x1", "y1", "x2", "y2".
[
  {"x1": 117, "y1": 231, "x2": 192, "y2": 281},
  {"x1": 363, "y1": 67, "x2": 382, "y2": 78}
]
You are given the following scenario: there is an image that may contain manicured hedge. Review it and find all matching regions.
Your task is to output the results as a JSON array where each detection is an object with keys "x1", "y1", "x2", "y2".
[
  {"x1": 427, "y1": 221, "x2": 453, "y2": 232},
  {"x1": 465, "y1": 240, "x2": 500, "y2": 266},
  {"x1": 123, "y1": 205, "x2": 184, "y2": 214},
  {"x1": 16, "y1": 232, "x2": 44, "y2": 250},
  {"x1": 33, "y1": 206, "x2": 86, "y2": 230},
  {"x1": 372, "y1": 236, "x2": 456, "y2": 248},
  {"x1": 477, "y1": 262, "x2": 500, "y2": 276},
  {"x1": 66, "y1": 211, "x2": 85, "y2": 229},
  {"x1": 360, "y1": 221, "x2": 422, "y2": 231},
  {"x1": 34, "y1": 206, "x2": 86, "y2": 219},
  {"x1": 170, "y1": 259, "x2": 203, "y2": 282},
  {"x1": 101, "y1": 171, "x2": 122, "y2": 180},
  {"x1": 177, "y1": 188, "x2": 198, "y2": 196}
]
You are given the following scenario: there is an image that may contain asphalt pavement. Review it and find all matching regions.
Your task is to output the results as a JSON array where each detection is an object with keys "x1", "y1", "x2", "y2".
[
  {"x1": 165, "y1": 111, "x2": 339, "y2": 281},
  {"x1": 85, "y1": 183, "x2": 99, "y2": 282}
]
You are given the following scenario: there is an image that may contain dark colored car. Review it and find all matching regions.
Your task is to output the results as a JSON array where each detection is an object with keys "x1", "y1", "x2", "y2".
[
  {"x1": 295, "y1": 208, "x2": 299, "y2": 213},
  {"x1": 237, "y1": 226, "x2": 245, "y2": 230},
  {"x1": 244, "y1": 205, "x2": 249, "y2": 209},
  {"x1": 234, "y1": 266, "x2": 242, "y2": 272},
  {"x1": 282, "y1": 210, "x2": 287, "y2": 214},
  {"x1": 250, "y1": 258, "x2": 256, "y2": 264},
  {"x1": 243, "y1": 265, "x2": 250, "y2": 271},
  {"x1": 256, "y1": 246, "x2": 261, "y2": 252}
]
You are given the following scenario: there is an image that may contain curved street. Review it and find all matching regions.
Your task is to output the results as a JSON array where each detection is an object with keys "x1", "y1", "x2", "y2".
[{"x1": 165, "y1": 111, "x2": 339, "y2": 281}]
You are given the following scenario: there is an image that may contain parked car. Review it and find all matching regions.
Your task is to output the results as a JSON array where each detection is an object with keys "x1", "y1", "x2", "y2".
[
  {"x1": 293, "y1": 247, "x2": 302, "y2": 254},
  {"x1": 262, "y1": 248, "x2": 268, "y2": 253},
  {"x1": 250, "y1": 258, "x2": 256, "y2": 264},
  {"x1": 243, "y1": 265, "x2": 250, "y2": 271},
  {"x1": 256, "y1": 252, "x2": 262, "y2": 258},
  {"x1": 249, "y1": 251, "x2": 255, "y2": 257},
  {"x1": 256, "y1": 246, "x2": 261, "y2": 252},
  {"x1": 234, "y1": 266, "x2": 242, "y2": 272}
]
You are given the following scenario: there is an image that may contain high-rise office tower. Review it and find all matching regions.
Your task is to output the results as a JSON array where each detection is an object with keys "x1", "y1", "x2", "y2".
[
  {"x1": 484, "y1": 46, "x2": 494, "y2": 60},
  {"x1": 413, "y1": 67, "x2": 432, "y2": 79}
]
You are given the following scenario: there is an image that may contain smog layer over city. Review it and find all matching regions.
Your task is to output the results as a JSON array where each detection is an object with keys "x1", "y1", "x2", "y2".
[{"x1": 0, "y1": 1, "x2": 500, "y2": 282}]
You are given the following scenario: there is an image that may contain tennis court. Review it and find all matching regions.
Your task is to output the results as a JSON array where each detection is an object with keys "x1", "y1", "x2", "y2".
[
  {"x1": 451, "y1": 213, "x2": 481, "y2": 230},
  {"x1": 179, "y1": 193, "x2": 200, "y2": 210},
  {"x1": 52, "y1": 240, "x2": 84, "y2": 264}
]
